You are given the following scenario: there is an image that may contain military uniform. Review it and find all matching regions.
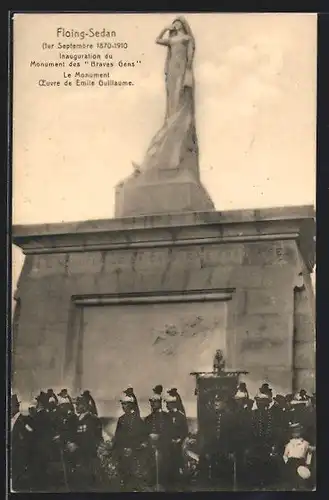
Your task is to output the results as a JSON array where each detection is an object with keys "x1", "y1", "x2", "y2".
[
  {"x1": 248, "y1": 394, "x2": 275, "y2": 488},
  {"x1": 201, "y1": 397, "x2": 235, "y2": 488},
  {"x1": 144, "y1": 395, "x2": 170, "y2": 490},
  {"x1": 11, "y1": 395, "x2": 34, "y2": 491},
  {"x1": 69, "y1": 397, "x2": 103, "y2": 491},
  {"x1": 113, "y1": 396, "x2": 149, "y2": 490},
  {"x1": 165, "y1": 396, "x2": 189, "y2": 488},
  {"x1": 232, "y1": 397, "x2": 253, "y2": 489}
]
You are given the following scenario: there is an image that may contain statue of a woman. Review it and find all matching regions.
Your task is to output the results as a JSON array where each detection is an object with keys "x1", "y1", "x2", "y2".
[{"x1": 139, "y1": 17, "x2": 199, "y2": 173}]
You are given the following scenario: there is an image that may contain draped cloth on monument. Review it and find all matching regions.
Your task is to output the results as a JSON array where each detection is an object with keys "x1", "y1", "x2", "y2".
[{"x1": 139, "y1": 17, "x2": 198, "y2": 174}]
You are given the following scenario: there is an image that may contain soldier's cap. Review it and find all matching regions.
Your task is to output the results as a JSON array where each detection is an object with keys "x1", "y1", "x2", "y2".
[
  {"x1": 123, "y1": 386, "x2": 134, "y2": 394},
  {"x1": 120, "y1": 395, "x2": 135, "y2": 404},
  {"x1": 167, "y1": 387, "x2": 178, "y2": 394},
  {"x1": 11, "y1": 394, "x2": 20, "y2": 405},
  {"x1": 152, "y1": 385, "x2": 163, "y2": 394},
  {"x1": 58, "y1": 389, "x2": 68, "y2": 396},
  {"x1": 149, "y1": 394, "x2": 162, "y2": 402}
]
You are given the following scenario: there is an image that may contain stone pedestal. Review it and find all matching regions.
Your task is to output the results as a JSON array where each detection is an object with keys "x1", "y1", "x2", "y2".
[
  {"x1": 12, "y1": 206, "x2": 315, "y2": 417},
  {"x1": 115, "y1": 166, "x2": 215, "y2": 217}
]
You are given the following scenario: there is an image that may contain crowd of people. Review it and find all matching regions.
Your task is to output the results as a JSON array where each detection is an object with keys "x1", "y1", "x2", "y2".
[{"x1": 10, "y1": 382, "x2": 316, "y2": 492}]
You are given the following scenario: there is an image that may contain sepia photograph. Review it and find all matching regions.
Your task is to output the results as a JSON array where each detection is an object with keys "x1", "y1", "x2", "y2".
[{"x1": 10, "y1": 12, "x2": 316, "y2": 492}]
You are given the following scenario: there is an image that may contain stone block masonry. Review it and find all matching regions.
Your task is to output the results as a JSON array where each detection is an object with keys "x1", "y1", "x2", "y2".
[{"x1": 12, "y1": 206, "x2": 315, "y2": 416}]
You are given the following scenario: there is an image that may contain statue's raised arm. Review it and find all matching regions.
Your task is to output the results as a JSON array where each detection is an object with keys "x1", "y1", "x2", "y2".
[
  {"x1": 155, "y1": 26, "x2": 172, "y2": 46},
  {"x1": 139, "y1": 17, "x2": 198, "y2": 172}
]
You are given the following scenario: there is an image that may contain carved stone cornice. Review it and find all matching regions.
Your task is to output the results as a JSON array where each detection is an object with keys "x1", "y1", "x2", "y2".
[
  {"x1": 12, "y1": 205, "x2": 315, "y2": 271},
  {"x1": 71, "y1": 288, "x2": 235, "y2": 306}
]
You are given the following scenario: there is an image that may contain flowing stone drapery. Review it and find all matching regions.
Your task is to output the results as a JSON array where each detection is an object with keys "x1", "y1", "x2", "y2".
[{"x1": 138, "y1": 17, "x2": 199, "y2": 173}]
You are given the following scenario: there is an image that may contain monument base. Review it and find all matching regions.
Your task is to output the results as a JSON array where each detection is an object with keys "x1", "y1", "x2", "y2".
[
  {"x1": 115, "y1": 167, "x2": 215, "y2": 217},
  {"x1": 12, "y1": 206, "x2": 315, "y2": 418}
]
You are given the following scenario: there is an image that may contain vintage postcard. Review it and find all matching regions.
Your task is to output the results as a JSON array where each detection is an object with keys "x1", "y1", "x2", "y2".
[{"x1": 10, "y1": 12, "x2": 316, "y2": 492}]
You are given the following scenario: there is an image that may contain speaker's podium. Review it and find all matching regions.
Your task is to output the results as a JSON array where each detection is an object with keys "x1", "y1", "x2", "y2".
[{"x1": 190, "y1": 360, "x2": 248, "y2": 440}]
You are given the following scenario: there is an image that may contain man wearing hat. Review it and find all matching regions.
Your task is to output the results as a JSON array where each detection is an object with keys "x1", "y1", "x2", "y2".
[
  {"x1": 167, "y1": 388, "x2": 186, "y2": 415},
  {"x1": 113, "y1": 394, "x2": 149, "y2": 491},
  {"x1": 57, "y1": 389, "x2": 74, "y2": 413},
  {"x1": 201, "y1": 394, "x2": 235, "y2": 489},
  {"x1": 10, "y1": 394, "x2": 34, "y2": 491},
  {"x1": 232, "y1": 388, "x2": 253, "y2": 489},
  {"x1": 165, "y1": 394, "x2": 189, "y2": 488},
  {"x1": 248, "y1": 391, "x2": 275, "y2": 489},
  {"x1": 67, "y1": 395, "x2": 103, "y2": 491},
  {"x1": 81, "y1": 390, "x2": 98, "y2": 416},
  {"x1": 123, "y1": 386, "x2": 140, "y2": 417},
  {"x1": 152, "y1": 385, "x2": 163, "y2": 397},
  {"x1": 45, "y1": 389, "x2": 58, "y2": 408},
  {"x1": 282, "y1": 422, "x2": 313, "y2": 490},
  {"x1": 30, "y1": 392, "x2": 57, "y2": 490},
  {"x1": 144, "y1": 394, "x2": 170, "y2": 490}
]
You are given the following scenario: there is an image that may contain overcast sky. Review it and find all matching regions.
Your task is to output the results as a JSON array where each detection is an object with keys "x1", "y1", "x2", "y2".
[{"x1": 12, "y1": 13, "x2": 317, "y2": 290}]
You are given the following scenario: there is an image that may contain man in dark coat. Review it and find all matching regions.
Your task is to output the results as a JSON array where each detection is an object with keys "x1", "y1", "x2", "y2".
[
  {"x1": 201, "y1": 395, "x2": 235, "y2": 489},
  {"x1": 165, "y1": 395, "x2": 188, "y2": 488},
  {"x1": 113, "y1": 395, "x2": 149, "y2": 490},
  {"x1": 232, "y1": 390, "x2": 253, "y2": 489},
  {"x1": 144, "y1": 394, "x2": 170, "y2": 490},
  {"x1": 10, "y1": 394, "x2": 34, "y2": 491},
  {"x1": 30, "y1": 393, "x2": 56, "y2": 490},
  {"x1": 248, "y1": 392, "x2": 275, "y2": 489},
  {"x1": 67, "y1": 395, "x2": 103, "y2": 491},
  {"x1": 45, "y1": 389, "x2": 58, "y2": 408}
]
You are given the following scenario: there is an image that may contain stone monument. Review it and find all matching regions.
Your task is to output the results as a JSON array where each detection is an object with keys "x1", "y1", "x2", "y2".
[
  {"x1": 115, "y1": 16, "x2": 214, "y2": 217},
  {"x1": 12, "y1": 17, "x2": 315, "y2": 420}
]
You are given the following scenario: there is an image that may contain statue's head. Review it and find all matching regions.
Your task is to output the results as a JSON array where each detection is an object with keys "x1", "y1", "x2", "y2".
[{"x1": 170, "y1": 17, "x2": 192, "y2": 36}]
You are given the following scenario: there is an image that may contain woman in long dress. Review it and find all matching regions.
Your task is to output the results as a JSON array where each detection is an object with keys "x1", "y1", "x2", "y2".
[{"x1": 140, "y1": 17, "x2": 199, "y2": 173}]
